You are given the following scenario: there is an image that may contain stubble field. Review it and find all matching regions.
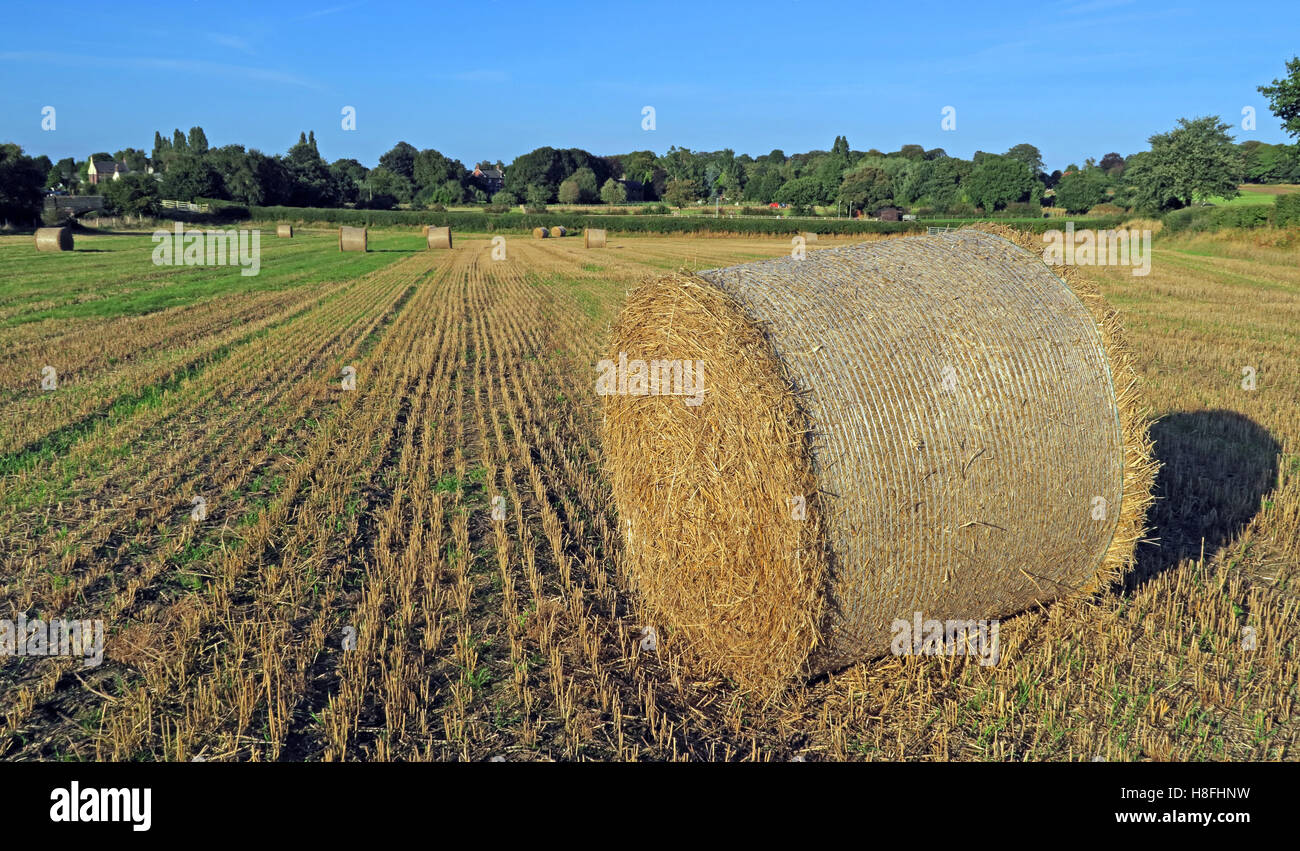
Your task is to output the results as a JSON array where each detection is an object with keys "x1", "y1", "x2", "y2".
[{"x1": 0, "y1": 226, "x2": 1295, "y2": 761}]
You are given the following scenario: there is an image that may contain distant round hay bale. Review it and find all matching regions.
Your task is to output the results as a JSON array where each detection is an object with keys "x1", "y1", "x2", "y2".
[
  {"x1": 276, "y1": 224, "x2": 293, "y2": 238},
  {"x1": 427, "y1": 226, "x2": 452, "y2": 249},
  {"x1": 601, "y1": 226, "x2": 1155, "y2": 691},
  {"x1": 800, "y1": 231, "x2": 819, "y2": 243},
  {"x1": 34, "y1": 227, "x2": 73, "y2": 252},
  {"x1": 552, "y1": 226, "x2": 567, "y2": 237},
  {"x1": 339, "y1": 226, "x2": 367, "y2": 252},
  {"x1": 584, "y1": 228, "x2": 607, "y2": 248},
  {"x1": 533, "y1": 227, "x2": 549, "y2": 239}
]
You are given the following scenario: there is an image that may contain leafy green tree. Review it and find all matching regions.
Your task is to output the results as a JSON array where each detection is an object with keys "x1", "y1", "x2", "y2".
[
  {"x1": 658, "y1": 146, "x2": 702, "y2": 184},
  {"x1": 525, "y1": 184, "x2": 551, "y2": 208},
  {"x1": 742, "y1": 165, "x2": 784, "y2": 203},
  {"x1": 412, "y1": 148, "x2": 464, "y2": 193},
  {"x1": 600, "y1": 178, "x2": 627, "y2": 204},
  {"x1": 207, "y1": 145, "x2": 258, "y2": 204},
  {"x1": 558, "y1": 178, "x2": 581, "y2": 204},
  {"x1": 1099, "y1": 152, "x2": 1125, "y2": 175},
  {"x1": 1054, "y1": 169, "x2": 1109, "y2": 213},
  {"x1": 187, "y1": 126, "x2": 209, "y2": 155},
  {"x1": 811, "y1": 155, "x2": 847, "y2": 204},
  {"x1": 329, "y1": 158, "x2": 367, "y2": 206},
  {"x1": 172, "y1": 129, "x2": 188, "y2": 152},
  {"x1": 898, "y1": 157, "x2": 969, "y2": 206},
  {"x1": 1004, "y1": 143, "x2": 1044, "y2": 176},
  {"x1": 715, "y1": 171, "x2": 741, "y2": 201},
  {"x1": 1124, "y1": 116, "x2": 1244, "y2": 210},
  {"x1": 102, "y1": 172, "x2": 161, "y2": 216},
  {"x1": 774, "y1": 176, "x2": 822, "y2": 207},
  {"x1": 428, "y1": 179, "x2": 464, "y2": 206},
  {"x1": 964, "y1": 156, "x2": 1036, "y2": 210},
  {"x1": 0, "y1": 144, "x2": 48, "y2": 225},
  {"x1": 249, "y1": 151, "x2": 290, "y2": 206},
  {"x1": 1258, "y1": 56, "x2": 1300, "y2": 138},
  {"x1": 112, "y1": 148, "x2": 149, "y2": 172},
  {"x1": 492, "y1": 190, "x2": 518, "y2": 207},
  {"x1": 504, "y1": 147, "x2": 610, "y2": 201},
  {"x1": 45, "y1": 156, "x2": 77, "y2": 191},
  {"x1": 837, "y1": 166, "x2": 892, "y2": 212},
  {"x1": 620, "y1": 150, "x2": 658, "y2": 186},
  {"x1": 284, "y1": 131, "x2": 332, "y2": 205},
  {"x1": 160, "y1": 154, "x2": 221, "y2": 201},
  {"x1": 1241, "y1": 141, "x2": 1300, "y2": 183},
  {"x1": 379, "y1": 141, "x2": 419, "y2": 182},
  {"x1": 571, "y1": 167, "x2": 599, "y2": 202},
  {"x1": 663, "y1": 177, "x2": 700, "y2": 207},
  {"x1": 366, "y1": 166, "x2": 413, "y2": 203}
]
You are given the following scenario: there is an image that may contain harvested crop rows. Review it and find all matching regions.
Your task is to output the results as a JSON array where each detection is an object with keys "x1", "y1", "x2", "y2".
[{"x1": 1, "y1": 230, "x2": 1296, "y2": 761}]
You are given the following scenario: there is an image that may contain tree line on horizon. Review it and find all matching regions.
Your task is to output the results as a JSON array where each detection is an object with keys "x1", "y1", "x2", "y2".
[{"x1": 5, "y1": 57, "x2": 1300, "y2": 226}]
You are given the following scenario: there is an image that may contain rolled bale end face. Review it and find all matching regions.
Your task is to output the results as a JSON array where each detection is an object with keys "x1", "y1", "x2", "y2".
[
  {"x1": 34, "y1": 227, "x2": 73, "y2": 251},
  {"x1": 533, "y1": 227, "x2": 549, "y2": 239},
  {"x1": 339, "y1": 226, "x2": 367, "y2": 252},
  {"x1": 427, "y1": 226, "x2": 452, "y2": 249},
  {"x1": 600, "y1": 227, "x2": 1155, "y2": 693},
  {"x1": 584, "y1": 227, "x2": 607, "y2": 248},
  {"x1": 276, "y1": 224, "x2": 293, "y2": 238}
]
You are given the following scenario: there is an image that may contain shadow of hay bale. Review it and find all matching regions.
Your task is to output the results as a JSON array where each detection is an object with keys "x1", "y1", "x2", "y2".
[{"x1": 1126, "y1": 409, "x2": 1279, "y2": 590}]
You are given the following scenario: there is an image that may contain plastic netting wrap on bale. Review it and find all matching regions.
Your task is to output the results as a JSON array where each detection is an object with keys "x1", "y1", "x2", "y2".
[
  {"x1": 601, "y1": 226, "x2": 1155, "y2": 691},
  {"x1": 533, "y1": 227, "x2": 549, "y2": 239},
  {"x1": 427, "y1": 226, "x2": 452, "y2": 249},
  {"x1": 35, "y1": 227, "x2": 73, "y2": 251},
  {"x1": 552, "y1": 226, "x2": 567, "y2": 237},
  {"x1": 276, "y1": 224, "x2": 293, "y2": 238},
  {"x1": 339, "y1": 226, "x2": 367, "y2": 252},
  {"x1": 585, "y1": 228, "x2": 606, "y2": 248}
]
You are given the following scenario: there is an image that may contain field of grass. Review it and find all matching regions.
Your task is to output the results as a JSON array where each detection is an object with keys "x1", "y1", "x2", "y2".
[
  {"x1": 1203, "y1": 184, "x2": 1300, "y2": 206},
  {"x1": 0, "y1": 226, "x2": 1295, "y2": 761}
]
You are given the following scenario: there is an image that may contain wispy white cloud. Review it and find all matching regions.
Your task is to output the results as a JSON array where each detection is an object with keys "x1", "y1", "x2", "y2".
[
  {"x1": 292, "y1": 3, "x2": 365, "y2": 22},
  {"x1": 0, "y1": 50, "x2": 324, "y2": 90},
  {"x1": 208, "y1": 33, "x2": 255, "y2": 54}
]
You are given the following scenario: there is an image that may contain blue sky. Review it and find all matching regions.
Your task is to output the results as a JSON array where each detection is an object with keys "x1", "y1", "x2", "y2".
[{"x1": 2, "y1": 0, "x2": 1297, "y2": 170}]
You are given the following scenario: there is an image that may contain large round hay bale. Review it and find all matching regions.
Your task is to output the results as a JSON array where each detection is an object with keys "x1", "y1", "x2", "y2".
[
  {"x1": 34, "y1": 227, "x2": 73, "y2": 252},
  {"x1": 339, "y1": 226, "x2": 367, "y2": 252},
  {"x1": 552, "y1": 226, "x2": 567, "y2": 237},
  {"x1": 276, "y1": 224, "x2": 293, "y2": 238},
  {"x1": 601, "y1": 226, "x2": 1155, "y2": 691},
  {"x1": 427, "y1": 226, "x2": 452, "y2": 249},
  {"x1": 584, "y1": 228, "x2": 606, "y2": 248},
  {"x1": 533, "y1": 227, "x2": 549, "y2": 239}
]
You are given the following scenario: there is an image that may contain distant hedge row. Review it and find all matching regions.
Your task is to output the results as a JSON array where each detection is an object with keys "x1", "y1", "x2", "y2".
[
  {"x1": 246, "y1": 205, "x2": 1124, "y2": 237},
  {"x1": 1161, "y1": 194, "x2": 1300, "y2": 234},
  {"x1": 248, "y1": 206, "x2": 919, "y2": 235}
]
